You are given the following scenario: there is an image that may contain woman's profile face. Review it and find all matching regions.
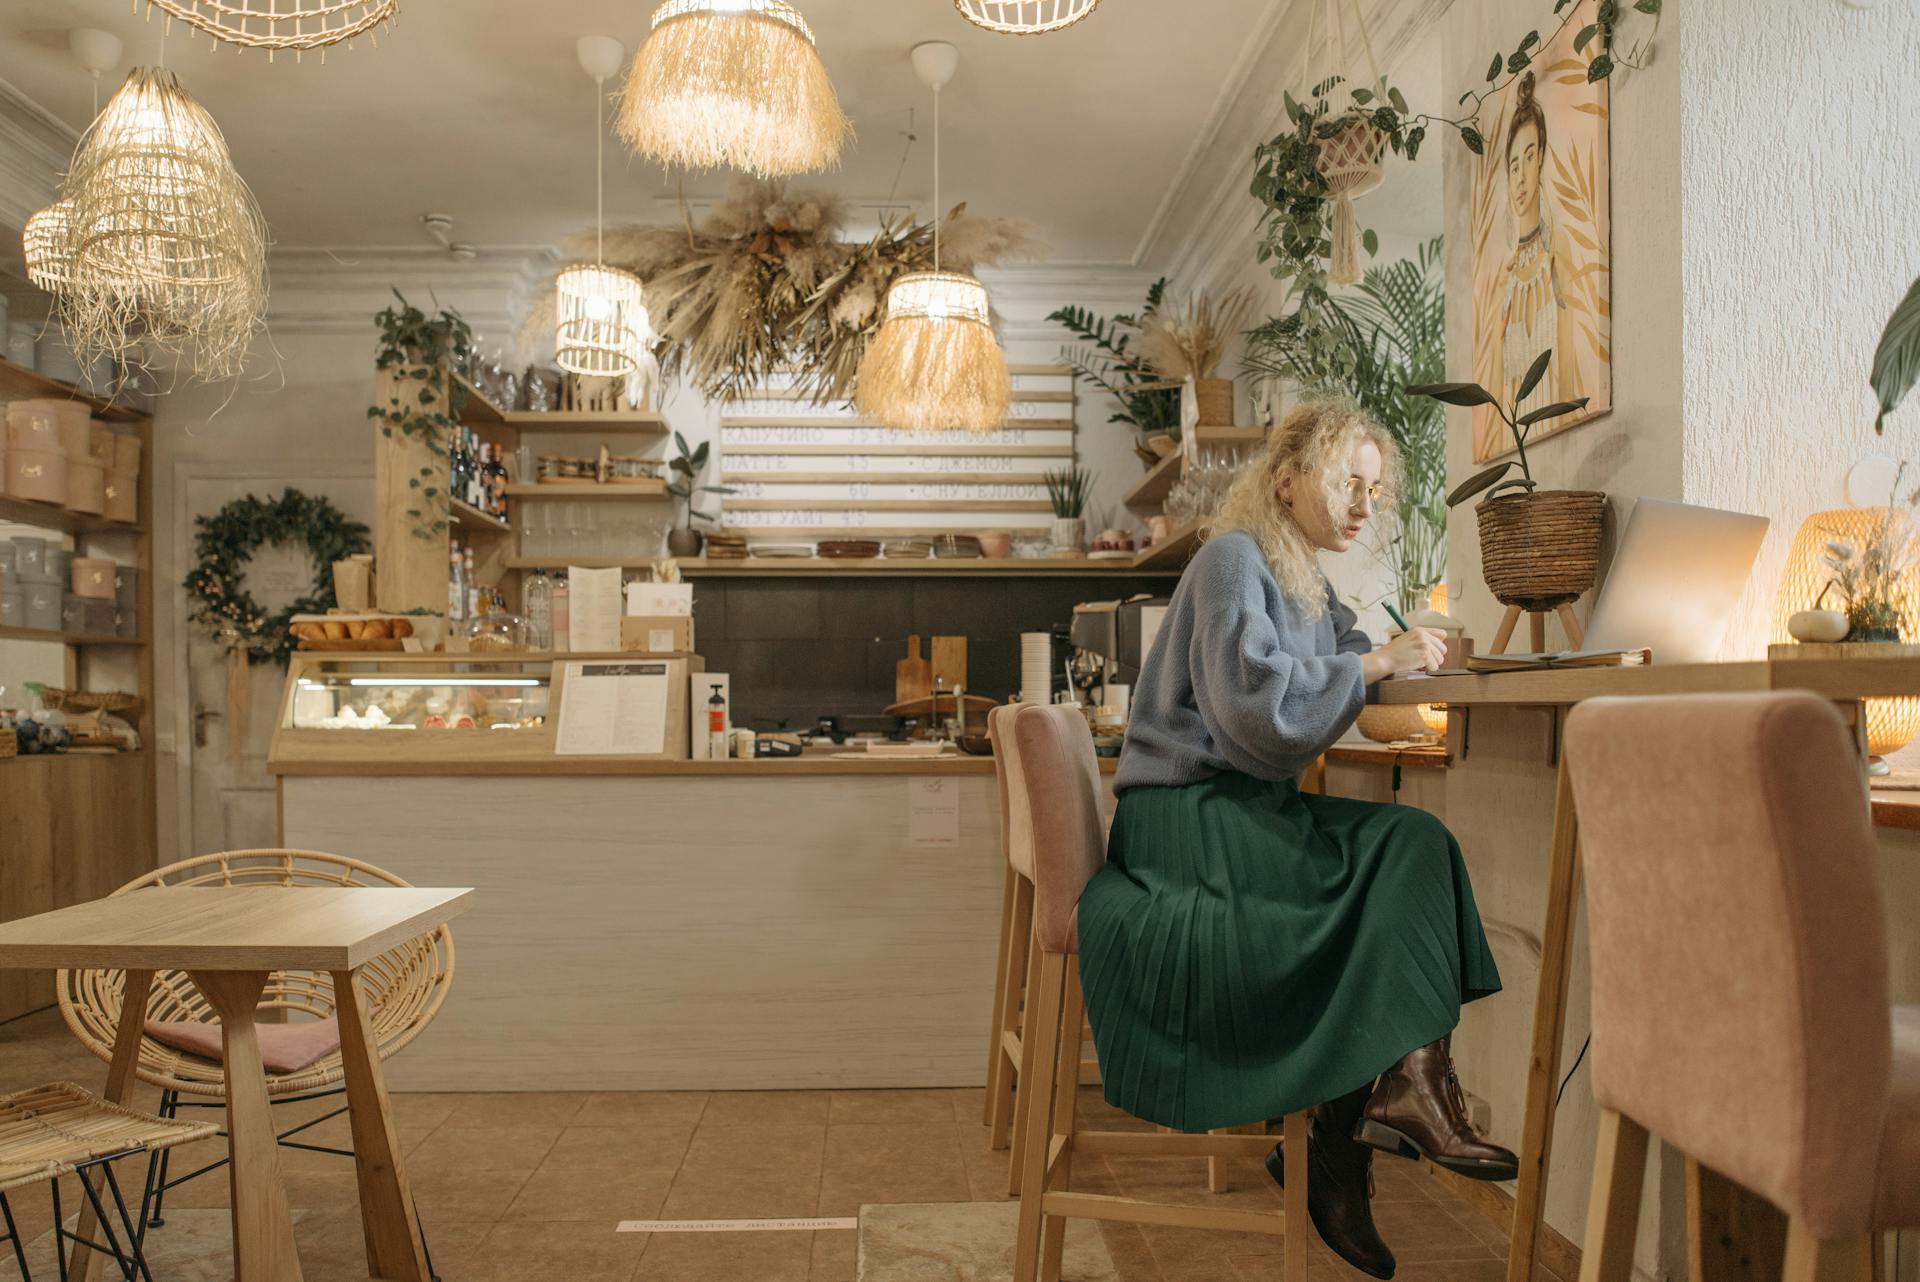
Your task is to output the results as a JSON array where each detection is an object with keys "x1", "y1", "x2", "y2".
[
  {"x1": 1278, "y1": 439, "x2": 1383, "y2": 555},
  {"x1": 1506, "y1": 116, "x2": 1545, "y2": 233}
]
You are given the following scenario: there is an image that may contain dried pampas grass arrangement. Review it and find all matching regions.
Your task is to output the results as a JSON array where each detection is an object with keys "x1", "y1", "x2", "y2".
[
  {"x1": 54, "y1": 67, "x2": 268, "y2": 381},
  {"x1": 854, "y1": 272, "x2": 1010, "y2": 433},
  {"x1": 1136, "y1": 285, "x2": 1258, "y2": 382},
  {"x1": 616, "y1": 0, "x2": 849, "y2": 178},
  {"x1": 518, "y1": 177, "x2": 1042, "y2": 403}
]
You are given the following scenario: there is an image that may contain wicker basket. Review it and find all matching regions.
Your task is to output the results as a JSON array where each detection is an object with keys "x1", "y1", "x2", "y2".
[
  {"x1": 38, "y1": 689, "x2": 143, "y2": 721},
  {"x1": 1476, "y1": 490, "x2": 1607, "y2": 610},
  {"x1": 1355, "y1": 704, "x2": 1434, "y2": 744},
  {"x1": 1194, "y1": 378, "x2": 1234, "y2": 426}
]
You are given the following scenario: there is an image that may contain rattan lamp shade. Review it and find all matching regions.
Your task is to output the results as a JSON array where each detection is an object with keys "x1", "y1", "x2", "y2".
[
  {"x1": 1774, "y1": 507, "x2": 1920, "y2": 757},
  {"x1": 555, "y1": 265, "x2": 647, "y2": 378},
  {"x1": 56, "y1": 66, "x2": 268, "y2": 380},
  {"x1": 954, "y1": 0, "x2": 1101, "y2": 33},
  {"x1": 855, "y1": 271, "x2": 1010, "y2": 434},
  {"x1": 22, "y1": 201, "x2": 75, "y2": 293},
  {"x1": 615, "y1": 0, "x2": 847, "y2": 177},
  {"x1": 142, "y1": 0, "x2": 396, "y2": 56}
]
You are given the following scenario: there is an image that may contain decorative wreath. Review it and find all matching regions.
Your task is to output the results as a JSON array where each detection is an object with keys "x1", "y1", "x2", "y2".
[{"x1": 183, "y1": 489, "x2": 371, "y2": 666}]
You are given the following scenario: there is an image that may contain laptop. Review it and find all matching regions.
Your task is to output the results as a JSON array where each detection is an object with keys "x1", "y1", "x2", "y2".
[{"x1": 1468, "y1": 498, "x2": 1770, "y2": 669}]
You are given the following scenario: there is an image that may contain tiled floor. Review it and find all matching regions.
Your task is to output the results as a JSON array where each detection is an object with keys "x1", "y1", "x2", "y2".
[{"x1": 0, "y1": 1010, "x2": 1552, "y2": 1282}]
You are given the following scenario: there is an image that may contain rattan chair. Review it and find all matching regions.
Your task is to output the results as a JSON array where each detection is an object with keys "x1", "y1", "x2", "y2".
[
  {"x1": 55, "y1": 849, "x2": 454, "y2": 1253},
  {"x1": 0, "y1": 1081, "x2": 216, "y2": 1281}
]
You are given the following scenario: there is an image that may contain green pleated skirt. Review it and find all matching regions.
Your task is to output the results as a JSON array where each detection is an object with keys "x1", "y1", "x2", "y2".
[{"x1": 1076, "y1": 772, "x2": 1502, "y2": 1132}]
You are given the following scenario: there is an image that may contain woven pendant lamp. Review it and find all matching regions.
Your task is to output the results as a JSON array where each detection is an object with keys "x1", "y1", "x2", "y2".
[
  {"x1": 55, "y1": 66, "x2": 267, "y2": 380},
  {"x1": 22, "y1": 201, "x2": 76, "y2": 293},
  {"x1": 556, "y1": 36, "x2": 645, "y2": 379},
  {"x1": 616, "y1": 0, "x2": 848, "y2": 178},
  {"x1": 141, "y1": 0, "x2": 396, "y2": 59},
  {"x1": 954, "y1": 0, "x2": 1101, "y2": 34},
  {"x1": 855, "y1": 42, "x2": 1009, "y2": 435}
]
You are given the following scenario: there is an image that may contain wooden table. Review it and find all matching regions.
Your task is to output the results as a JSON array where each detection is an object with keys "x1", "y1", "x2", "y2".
[
  {"x1": 0, "y1": 885, "x2": 473, "y2": 1282},
  {"x1": 1379, "y1": 655, "x2": 1920, "y2": 1282}
]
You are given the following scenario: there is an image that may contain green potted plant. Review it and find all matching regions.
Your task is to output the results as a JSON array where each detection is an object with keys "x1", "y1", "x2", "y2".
[
  {"x1": 1045, "y1": 466, "x2": 1094, "y2": 555},
  {"x1": 1049, "y1": 281, "x2": 1184, "y2": 467},
  {"x1": 1408, "y1": 349, "x2": 1603, "y2": 621},
  {"x1": 1873, "y1": 273, "x2": 1920, "y2": 433},
  {"x1": 664, "y1": 431, "x2": 735, "y2": 558}
]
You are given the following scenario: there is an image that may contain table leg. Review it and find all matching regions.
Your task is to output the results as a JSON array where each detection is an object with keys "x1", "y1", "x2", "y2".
[
  {"x1": 332, "y1": 969, "x2": 431, "y2": 1282},
  {"x1": 1507, "y1": 758, "x2": 1583, "y2": 1282},
  {"x1": 191, "y1": 970, "x2": 304, "y2": 1282},
  {"x1": 69, "y1": 969, "x2": 153, "y2": 1282},
  {"x1": 1492, "y1": 606, "x2": 1524, "y2": 655}
]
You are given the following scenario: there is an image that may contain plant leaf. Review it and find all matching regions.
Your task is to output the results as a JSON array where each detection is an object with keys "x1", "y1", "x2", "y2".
[
  {"x1": 1447, "y1": 461, "x2": 1515, "y2": 506},
  {"x1": 1407, "y1": 381, "x2": 1498, "y2": 407},
  {"x1": 1872, "y1": 274, "x2": 1920, "y2": 433},
  {"x1": 1484, "y1": 477, "x2": 1540, "y2": 501},
  {"x1": 1516, "y1": 398, "x2": 1591, "y2": 425},
  {"x1": 1515, "y1": 349, "x2": 1554, "y2": 403}
]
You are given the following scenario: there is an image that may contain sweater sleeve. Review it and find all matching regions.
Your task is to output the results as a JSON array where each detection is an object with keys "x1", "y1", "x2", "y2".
[
  {"x1": 1328, "y1": 585, "x2": 1373, "y2": 657},
  {"x1": 1185, "y1": 541, "x2": 1368, "y2": 771}
]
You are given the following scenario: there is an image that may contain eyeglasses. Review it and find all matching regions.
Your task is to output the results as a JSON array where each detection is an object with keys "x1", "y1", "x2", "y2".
[{"x1": 1343, "y1": 479, "x2": 1387, "y2": 507}]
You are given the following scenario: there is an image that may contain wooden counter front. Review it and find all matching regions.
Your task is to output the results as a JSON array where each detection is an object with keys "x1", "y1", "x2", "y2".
[{"x1": 272, "y1": 750, "x2": 1120, "y2": 778}]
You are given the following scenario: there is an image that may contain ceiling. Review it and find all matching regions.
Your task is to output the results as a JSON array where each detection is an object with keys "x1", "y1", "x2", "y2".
[{"x1": 0, "y1": 0, "x2": 1326, "y2": 266}]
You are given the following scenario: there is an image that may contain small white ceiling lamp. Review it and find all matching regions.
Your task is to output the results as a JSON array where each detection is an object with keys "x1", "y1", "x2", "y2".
[
  {"x1": 139, "y1": 0, "x2": 396, "y2": 59},
  {"x1": 555, "y1": 35, "x2": 646, "y2": 380},
  {"x1": 854, "y1": 41, "x2": 1009, "y2": 434},
  {"x1": 615, "y1": 0, "x2": 849, "y2": 177},
  {"x1": 22, "y1": 30, "x2": 122, "y2": 297},
  {"x1": 954, "y1": 0, "x2": 1102, "y2": 35}
]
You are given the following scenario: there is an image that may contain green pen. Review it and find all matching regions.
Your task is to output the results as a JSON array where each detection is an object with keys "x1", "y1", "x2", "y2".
[{"x1": 1383, "y1": 602, "x2": 1410, "y2": 633}]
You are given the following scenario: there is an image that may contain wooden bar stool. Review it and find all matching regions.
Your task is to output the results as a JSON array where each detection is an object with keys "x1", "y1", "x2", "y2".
[
  {"x1": 1006, "y1": 704, "x2": 1309, "y2": 1282},
  {"x1": 1565, "y1": 692, "x2": 1920, "y2": 1282}
]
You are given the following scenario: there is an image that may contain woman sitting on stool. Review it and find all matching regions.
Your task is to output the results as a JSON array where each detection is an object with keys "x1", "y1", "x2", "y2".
[{"x1": 1076, "y1": 401, "x2": 1517, "y2": 1281}]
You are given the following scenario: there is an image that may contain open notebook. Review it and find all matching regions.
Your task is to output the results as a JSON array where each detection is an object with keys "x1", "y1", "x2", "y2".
[{"x1": 1466, "y1": 649, "x2": 1651, "y2": 673}]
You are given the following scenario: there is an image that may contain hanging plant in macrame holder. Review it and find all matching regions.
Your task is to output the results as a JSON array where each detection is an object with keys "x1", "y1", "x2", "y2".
[{"x1": 1306, "y1": 0, "x2": 1389, "y2": 286}]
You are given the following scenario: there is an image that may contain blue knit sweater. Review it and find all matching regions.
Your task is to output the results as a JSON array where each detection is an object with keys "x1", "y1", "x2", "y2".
[{"x1": 1114, "y1": 529, "x2": 1372, "y2": 792}]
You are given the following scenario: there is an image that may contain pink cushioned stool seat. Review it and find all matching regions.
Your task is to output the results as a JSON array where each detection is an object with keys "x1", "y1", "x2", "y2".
[{"x1": 144, "y1": 1016, "x2": 343, "y2": 1076}]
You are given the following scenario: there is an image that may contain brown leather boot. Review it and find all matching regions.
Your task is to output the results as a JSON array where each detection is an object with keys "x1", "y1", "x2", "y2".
[
  {"x1": 1268, "y1": 1085, "x2": 1396, "y2": 1279},
  {"x1": 1356, "y1": 1035, "x2": 1518, "y2": 1182}
]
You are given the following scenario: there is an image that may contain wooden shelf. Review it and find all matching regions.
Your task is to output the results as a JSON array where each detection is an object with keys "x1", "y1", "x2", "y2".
[
  {"x1": 0, "y1": 625, "x2": 144, "y2": 647},
  {"x1": 504, "y1": 482, "x2": 669, "y2": 500},
  {"x1": 451, "y1": 371, "x2": 668, "y2": 434},
  {"x1": 1122, "y1": 427, "x2": 1267, "y2": 511},
  {"x1": 0, "y1": 355, "x2": 151, "y2": 423},
  {"x1": 721, "y1": 415, "x2": 1073, "y2": 432},
  {"x1": 1131, "y1": 521, "x2": 1202, "y2": 571},
  {"x1": 449, "y1": 499, "x2": 511, "y2": 534},
  {"x1": 0, "y1": 495, "x2": 140, "y2": 536},
  {"x1": 721, "y1": 471, "x2": 1054, "y2": 486},
  {"x1": 501, "y1": 556, "x2": 1178, "y2": 577},
  {"x1": 725, "y1": 499, "x2": 1053, "y2": 513}
]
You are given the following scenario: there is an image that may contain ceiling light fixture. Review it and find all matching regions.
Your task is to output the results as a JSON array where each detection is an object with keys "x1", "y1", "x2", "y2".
[
  {"x1": 55, "y1": 65, "x2": 268, "y2": 380},
  {"x1": 615, "y1": 0, "x2": 848, "y2": 178},
  {"x1": 953, "y1": 0, "x2": 1102, "y2": 35},
  {"x1": 140, "y1": 0, "x2": 397, "y2": 59},
  {"x1": 21, "y1": 30, "x2": 122, "y2": 300},
  {"x1": 556, "y1": 35, "x2": 646, "y2": 380},
  {"x1": 854, "y1": 42, "x2": 1009, "y2": 435}
]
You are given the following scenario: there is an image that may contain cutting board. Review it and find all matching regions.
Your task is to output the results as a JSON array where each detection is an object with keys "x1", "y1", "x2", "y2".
[
  {"x1": 895, "y1": 634, "x2": 933, "y2": 705},
  {"x1": 931, "y1": 636, "x2": 968, "y2": 691}
]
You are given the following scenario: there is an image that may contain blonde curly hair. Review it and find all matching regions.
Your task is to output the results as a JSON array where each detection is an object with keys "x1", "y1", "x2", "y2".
[{"x1": 1204, "y1": 400, "x2": 1399, "y2": 619}]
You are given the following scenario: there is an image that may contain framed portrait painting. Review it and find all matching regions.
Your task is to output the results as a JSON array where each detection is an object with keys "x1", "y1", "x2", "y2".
[{"x1": 1468, "y1": 0, "x2": 1613, "y2": 464}]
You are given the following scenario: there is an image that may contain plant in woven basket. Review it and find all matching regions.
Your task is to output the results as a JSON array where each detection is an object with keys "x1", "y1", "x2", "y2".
[
  {"x1": 366, "y1": 291, "x2": 473, "y2": 540},
  {"x1": 1048, "y1": 278, "x2": 1183, "y2": 456},
  {"x1": 1410, "y1": 348, "x2": 1588, "y2": 508}
]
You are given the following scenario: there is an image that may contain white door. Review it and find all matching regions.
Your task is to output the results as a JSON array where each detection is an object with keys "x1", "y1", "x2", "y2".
[{"x1": 173, "y1": 464, "x2": 373, "y2": 857}]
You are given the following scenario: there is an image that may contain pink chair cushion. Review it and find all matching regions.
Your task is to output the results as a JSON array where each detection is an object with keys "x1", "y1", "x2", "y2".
[
  {"x1": 1565, "y1": 692, "x2": 1892, "y2": 1236},
  {"x1": 145, "y1": 1016, "x2": 345, "y2": 1076},
  {"x1": 1877, "y1": 1006, "x2": 1920, "y2": 1228},
  {"x1": 1012, "y1": 705, "x2": 1106, "y2": 955},
  {"x1": 991, "y1": 704, "x2": 1036, "y2": 882}
]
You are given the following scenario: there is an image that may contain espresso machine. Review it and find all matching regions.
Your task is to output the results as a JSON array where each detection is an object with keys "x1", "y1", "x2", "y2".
[{"x1": 1068, "y1": 595, "x2": 1170, "y2": 711}]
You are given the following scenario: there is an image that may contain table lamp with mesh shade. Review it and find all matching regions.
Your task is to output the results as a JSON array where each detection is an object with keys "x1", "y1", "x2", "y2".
[{"x1": 1773, "y1": 507, "x2": 1920, "y2": 772}]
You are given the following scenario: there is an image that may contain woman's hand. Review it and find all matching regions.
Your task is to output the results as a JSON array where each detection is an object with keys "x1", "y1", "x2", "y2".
[{"x1": 1361, "y1": 627, "x2": 1448, "y2": 683}]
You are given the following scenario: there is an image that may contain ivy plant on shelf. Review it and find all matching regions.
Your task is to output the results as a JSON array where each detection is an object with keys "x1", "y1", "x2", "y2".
[
  {"x1": 366, "y1": 290, "x2": 474, "y2": 541},
  {"x1": 1048, "y1": 279, "x2": 1184, "y2": 465}
]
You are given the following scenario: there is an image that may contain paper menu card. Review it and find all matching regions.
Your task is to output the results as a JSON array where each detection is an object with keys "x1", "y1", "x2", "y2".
[
  {"x1": 568, "y1": 565, "x2": 624, "y2": 653},
  {"x1": 627, "y1": 581, "x2": 693, "y2": 617},
  {"x1": 555, "y1": 662, "x2": 670, "y2": 756}
]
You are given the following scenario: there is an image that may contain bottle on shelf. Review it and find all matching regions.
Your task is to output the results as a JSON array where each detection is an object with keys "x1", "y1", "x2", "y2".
[
  {"x1": 524, "y1": 569, "x2": 553, "y2": 650},
  {"x1": 552, "y1": 574, "x2": 570, "y2": 653},
  {"x1": 487, "y1": 444, "x2": 510, "y2": 524},
  {"x1": 464, "y1": 546, "x2": 479, "y2": 620},
  {"x1": 448, "y1": 542, "x2": 467, "y2": 628}
]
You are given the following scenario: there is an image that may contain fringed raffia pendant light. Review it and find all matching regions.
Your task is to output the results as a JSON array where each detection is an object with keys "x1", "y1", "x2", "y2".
[
  {"x1": 141, "y1": 0, "x2": 397, "y2": 59},
  {"x1": 22, "y1": 202, "x2": 77, "y2": 293},
  {"x1": 856, "y1": 42, "x2": 1009, "y2": 434},
  {"x1": 56, "y1": 66, "x2": 268, "y2": 380},
  {"x1": 615, "y1": 0, "x2": 848, "y2": 178},
  {"x1": 954, "y1": 0, "x2": 1102, "y2": 35},
  {"x1": 556, "y1": 36, "x2": 645, "y2": 380}
]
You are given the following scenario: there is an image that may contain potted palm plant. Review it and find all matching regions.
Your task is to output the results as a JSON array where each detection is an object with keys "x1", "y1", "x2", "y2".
[
  {"x1": 1045, "y1": 466, "x2": 1093, "y2": 555},
  {"x1": 664, "y1": 432, "x2": 735, "y2": 558},
  {"x1": 1409, "y1": 349, "x2": 1603, "y2": 620}
]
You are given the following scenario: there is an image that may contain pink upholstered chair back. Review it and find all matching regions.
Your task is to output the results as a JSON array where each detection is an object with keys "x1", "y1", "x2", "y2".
[
  {"x1": 1564, "y1": 692, "x2": 1891, "y2": 1236},
  {"x1": 990, "y1": 704, "x2": 1036, "y2": 881},
  {"x1": 1011, "y1": 705, "x2": 1107, "y2": 954}
]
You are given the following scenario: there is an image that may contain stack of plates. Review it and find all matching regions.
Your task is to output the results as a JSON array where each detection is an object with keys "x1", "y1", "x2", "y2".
[
  {"x1": 748, "y1": 542, "x2": 814, "y2": 559},
  {"x1": 818, "y1": 539, "x2": 882, "y2": 559},
  {"x1": 932, "y1": 534, "x2": 983, "y2": 559},
  {"x1": 1021, "y1": 631, "x2": 1054, "y2": 708},
  {"x1": 704, "y1": 530, "x2": 749, "y2": 560},
  {"x1": 882, "y1": 539, "x2": 934, "y2": 559}
]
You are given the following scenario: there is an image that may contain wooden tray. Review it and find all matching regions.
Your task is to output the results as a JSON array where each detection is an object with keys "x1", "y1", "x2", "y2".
[
  {"x1": 296, "y1": 639, "x2": 407, "y2": 652},
  {"x1": 883, "y1": 693, "x2": 999, "y2": 719}
]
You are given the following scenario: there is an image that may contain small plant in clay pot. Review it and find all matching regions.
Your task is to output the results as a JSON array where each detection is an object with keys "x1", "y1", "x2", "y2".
[{"x1": 665, "y1": 431, "x2": 735, "y2": 558}]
